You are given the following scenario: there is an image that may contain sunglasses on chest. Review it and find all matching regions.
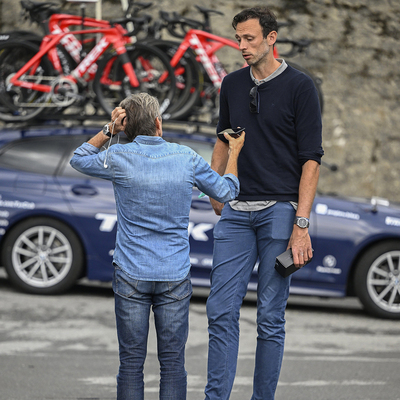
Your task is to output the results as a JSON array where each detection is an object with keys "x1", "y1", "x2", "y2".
[{"x1": 249, "y1": 85, "x2": 260, "y2": 114}]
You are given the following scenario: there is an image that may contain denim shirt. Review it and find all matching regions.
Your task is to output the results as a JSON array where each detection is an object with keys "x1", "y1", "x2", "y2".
[{"x1": 70, "y1": 135, "x2": 239, "y2": 281}]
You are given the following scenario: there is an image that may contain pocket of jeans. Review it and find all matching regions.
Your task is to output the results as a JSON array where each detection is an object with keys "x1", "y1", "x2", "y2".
[
  {"x1": 112, "y1": 267, "x2": 138, "y2": 298},
  {"x1": 271, "y1": 202, "x2": 296, "y2": 240},
  {"x1": 167, "y1": 275, "x2": 192, "y2": 301},
  {"x1": 213, "y1": 203, "x2": 231, "y2": 240}
]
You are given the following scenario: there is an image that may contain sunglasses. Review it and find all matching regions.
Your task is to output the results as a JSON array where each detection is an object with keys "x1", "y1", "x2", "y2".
[{"x1": 249, "y1": 85, "x2": 260, "y2": 114}]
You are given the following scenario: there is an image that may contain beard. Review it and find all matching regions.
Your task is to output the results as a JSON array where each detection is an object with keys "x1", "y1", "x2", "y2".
[{"x1": 245, "y1": 45, "x2": 271, "y2": 66}]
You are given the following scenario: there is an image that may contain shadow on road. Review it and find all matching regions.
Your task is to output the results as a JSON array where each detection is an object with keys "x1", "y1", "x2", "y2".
[{"x1": 0, "y1": 267, "x2": 368, "y2": 318}]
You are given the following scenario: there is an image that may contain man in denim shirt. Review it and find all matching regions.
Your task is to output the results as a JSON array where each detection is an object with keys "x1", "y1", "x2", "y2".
[{"x1": 70, "y1": 93, "x2": 245, "y2": 400}]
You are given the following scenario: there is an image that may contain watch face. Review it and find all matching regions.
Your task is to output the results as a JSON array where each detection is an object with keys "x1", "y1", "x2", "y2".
[
  {"x1": 298, "y1": 218, "x2": 307, "y2": 228},
  {"x1": 295, "y1": 217, "x2": 309, "y2": 228}
]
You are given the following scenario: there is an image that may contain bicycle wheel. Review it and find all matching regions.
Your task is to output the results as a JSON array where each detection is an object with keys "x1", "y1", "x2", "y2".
[
  {"x1": 93, "y1": 43, "x2": 176, "y2": 117},
  {"x1": 147, "y1": 40, "x2": 204, "y2": 120},
  {"x1": 287, "y1": 61, "x2": 324, "y2": 114},
  {"x1": 0, "y1": 40, "x2": 54, "y2": 122}
]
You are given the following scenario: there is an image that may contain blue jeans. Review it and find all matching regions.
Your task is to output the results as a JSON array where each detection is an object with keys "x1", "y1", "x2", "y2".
[
  {"x1": 205, "y1": 202, "x2": 295, "y2": 400},
  {"x1": 113, "y1": 267, "x2": 192, "y2": 400}
]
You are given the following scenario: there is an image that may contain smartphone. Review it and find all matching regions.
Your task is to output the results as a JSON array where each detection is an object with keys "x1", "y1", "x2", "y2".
[{"x1": 228, "y1": 127, "x2": 245, "y2": 138}]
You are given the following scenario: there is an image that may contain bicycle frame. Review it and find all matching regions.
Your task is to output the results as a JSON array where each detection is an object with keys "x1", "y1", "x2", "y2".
[
  {"x1": 9, "y1": 26, "x2": 139, "y2": 95},
  {"x1": 169, "y1": 29, "x2": 279, "y2": 90},
  {"x1": 48, "y1": 14, "x2": 120, "y2": 78},
  {"x1": 21, "y1": 11, "x2": 130, "y2": 82}
]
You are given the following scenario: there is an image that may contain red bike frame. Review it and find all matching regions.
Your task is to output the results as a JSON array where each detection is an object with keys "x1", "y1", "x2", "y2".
[
  {"x1": 9, "y1": 24, "x2": 140, "y2": 95},
  {"x1": 167, "y1": 29, "x2": 279, "y2": 90},
  {"x1": 48, "y1": 14, "x2": 113, "y2": 78}
]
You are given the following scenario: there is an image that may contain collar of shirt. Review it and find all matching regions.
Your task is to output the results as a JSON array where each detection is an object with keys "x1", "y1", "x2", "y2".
[
  {"x1": 250, "y1": 58, "x2": 288, "y2": 85},
  {"x1": 134, "y1": 135, "x2": 164, "y2": 145}
]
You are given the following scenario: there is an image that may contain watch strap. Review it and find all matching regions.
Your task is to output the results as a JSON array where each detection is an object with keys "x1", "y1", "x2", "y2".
[
  {"x1": 102, "y1": 123, "x2": 112, "y2": 138},
  {"x1": 294, "y1": 216, "x2": 310, "y2": 229}
]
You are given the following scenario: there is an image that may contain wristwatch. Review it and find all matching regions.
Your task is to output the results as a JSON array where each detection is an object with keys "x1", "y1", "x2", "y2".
[
  {"x1": 294, "y1": 216, "x2": 310, "y2": 229},
  {"x1": 102, "y1": 123, "x2": 113, "y2": 138}
]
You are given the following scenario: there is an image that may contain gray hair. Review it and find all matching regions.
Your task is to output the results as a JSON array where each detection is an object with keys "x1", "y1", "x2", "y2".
[{"x1": 119, "y1": 93, "x2": 160, "y2": 141}]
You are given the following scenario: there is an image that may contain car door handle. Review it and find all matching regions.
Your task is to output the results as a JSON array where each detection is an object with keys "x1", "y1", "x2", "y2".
[{"x1": 71, "y1": 185, "x2": 98, "y2": 196}]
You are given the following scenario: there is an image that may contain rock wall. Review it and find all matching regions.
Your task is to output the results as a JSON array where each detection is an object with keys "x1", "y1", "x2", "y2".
[{"x1": 1, "y1": 0, "x2": 399, "y2": 202}]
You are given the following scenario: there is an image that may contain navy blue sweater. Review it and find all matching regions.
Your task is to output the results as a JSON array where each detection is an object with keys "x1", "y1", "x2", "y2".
[{"x1": 217, "y1": 65, "x2": 324, "y2": 202}]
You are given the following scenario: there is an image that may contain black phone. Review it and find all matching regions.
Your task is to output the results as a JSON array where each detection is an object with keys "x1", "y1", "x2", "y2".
[
  {"x1": 228, "y1": 127, "x2": 245, "y2": 138},
  {"x1": 275, "y1": 248, "x2": 314, "y2": 278}
]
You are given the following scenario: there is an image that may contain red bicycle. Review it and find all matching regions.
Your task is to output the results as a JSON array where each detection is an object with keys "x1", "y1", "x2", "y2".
[{"x1": 0, "y1": 3, "x2": 176, "y2": 122}]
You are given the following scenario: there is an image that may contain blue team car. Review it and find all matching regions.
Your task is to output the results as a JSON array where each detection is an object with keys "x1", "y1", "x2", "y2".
[{"x1": 0, "y1": 125, "x2": 400, "y2": 320}]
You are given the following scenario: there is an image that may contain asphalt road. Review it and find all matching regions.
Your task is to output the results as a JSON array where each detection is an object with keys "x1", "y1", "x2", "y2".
[{"x1": 0, "y1": 269, "x2": 399, "y2": 400}]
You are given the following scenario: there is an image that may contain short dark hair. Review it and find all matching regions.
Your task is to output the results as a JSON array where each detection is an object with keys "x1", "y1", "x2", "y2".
[
  {"x1": 232, "y1": 7, "x2": 278, "y2": 38},
  {"x1": 119, "y1": 93, "x2": 160, "y2": 141}
]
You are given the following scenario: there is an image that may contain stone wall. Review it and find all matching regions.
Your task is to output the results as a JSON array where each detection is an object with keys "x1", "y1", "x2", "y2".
[{"x1": 1, "y1": 0, "x2": 399, "y2": 202}]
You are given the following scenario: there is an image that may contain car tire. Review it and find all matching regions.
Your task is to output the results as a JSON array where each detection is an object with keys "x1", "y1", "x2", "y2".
[
  {"x1": 2, "y1": 218, "x2": 84, "y2": 295},
  {"x1": 354, "y1": 241, "x2": 400, "y2": 319}
]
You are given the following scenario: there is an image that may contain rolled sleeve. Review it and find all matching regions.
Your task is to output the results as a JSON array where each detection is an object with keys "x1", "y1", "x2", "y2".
[{"x1": 295, "y1": 82, "x2": 324, "y2": 166}]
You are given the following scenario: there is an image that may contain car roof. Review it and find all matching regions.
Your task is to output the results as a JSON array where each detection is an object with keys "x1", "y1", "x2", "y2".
[{"x1": 0, "y1": 122, "x2": 217, "y2": 148}]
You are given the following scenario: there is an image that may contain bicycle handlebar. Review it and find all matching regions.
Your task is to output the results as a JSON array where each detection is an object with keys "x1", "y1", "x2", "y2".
[
  {"x1": 124, "y1": 1, "x2": 153, "y2": 18},
  {"x1": 159, "y1": 11, "x2": 206, "y2": 39},
  {"x1": 276, "y1": 38, "x2": 311, "y2": 57},
  {"x1": 194, "y1": 5, "x2": 224, "y2": 33},
  {"x1": 110, "y1": 14, "x2": 151, "y2": 29}
]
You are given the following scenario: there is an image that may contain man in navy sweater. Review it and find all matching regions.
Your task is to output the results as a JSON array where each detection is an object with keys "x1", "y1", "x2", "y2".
[{"x1": 204, "y1": 7, "x2": 324, "y2": 400}]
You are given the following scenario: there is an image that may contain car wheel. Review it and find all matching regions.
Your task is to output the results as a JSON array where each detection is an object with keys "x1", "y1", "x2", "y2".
[
  {"x1": 354, "y1": 241, "x2": 400, "y2": 319},
  {"x1": 2, "y1": 218, "x2": 84, "y2": 294}
]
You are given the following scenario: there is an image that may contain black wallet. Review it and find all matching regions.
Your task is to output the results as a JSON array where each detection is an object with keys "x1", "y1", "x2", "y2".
[{"x1": 274, "y1": 248, "x2": 313, "y2": 278}]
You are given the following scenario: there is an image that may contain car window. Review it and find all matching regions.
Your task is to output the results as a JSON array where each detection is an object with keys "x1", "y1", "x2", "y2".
[
  {"x1": 61, "y1": 136, "x2": 130, "y2": 178},
  {"x1": 0, "y1": 137, "x2": 76, "y2": 175}
]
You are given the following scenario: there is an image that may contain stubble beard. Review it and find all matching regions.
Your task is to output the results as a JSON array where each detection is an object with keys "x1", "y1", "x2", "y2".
[{"x1": 246, "y1": 45, "x2": 271, "y2": 67}]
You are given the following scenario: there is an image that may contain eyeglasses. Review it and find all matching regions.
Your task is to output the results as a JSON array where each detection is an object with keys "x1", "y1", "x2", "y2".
[{"x1": 249, "y1": 85, "x2": 260, "y2": 114}]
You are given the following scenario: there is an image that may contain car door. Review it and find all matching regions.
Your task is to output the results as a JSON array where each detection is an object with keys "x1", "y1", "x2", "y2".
[
  {"x1": 0, "y1": 136, "x2": 80, "y2": 230},
  {"x1": 56, "y1": 136, "x2": 117, "y2": 281}
]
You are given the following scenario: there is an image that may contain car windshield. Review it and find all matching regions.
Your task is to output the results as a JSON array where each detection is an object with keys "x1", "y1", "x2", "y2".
[{"x1": 0, "y1": 132, "x2": 215, "y2": 179}]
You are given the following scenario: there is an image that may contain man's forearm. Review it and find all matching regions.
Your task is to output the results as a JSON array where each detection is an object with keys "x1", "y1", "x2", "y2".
[
  {"x1": 288, "y1": 159, "x2": 320, "y2": 266},
  {"x1": 296, "y1": 160, "x2": 320, "y2": 218},
  {"x1": 88, "y1": 123, "x2": 113, "y2": 149},
  {"x1": 224, "y1": 147, "x2": 240, "y2": 177},
  {"x1": 211, "y1": 139, "x2": 229, "y2": 175}
]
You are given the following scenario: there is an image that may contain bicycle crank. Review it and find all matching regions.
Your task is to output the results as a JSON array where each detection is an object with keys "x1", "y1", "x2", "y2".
[{"x1": 50, "y1": 77, "x2": 80, "y2": 107}]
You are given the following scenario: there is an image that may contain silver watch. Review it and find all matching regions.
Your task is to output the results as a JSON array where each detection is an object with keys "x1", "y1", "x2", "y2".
[
  {"x1": 294, "y1": 216, "x2": 310, "y2": 229},
  {"x1": 102, "y1": 123, "x2": 112, "y2": 138}
]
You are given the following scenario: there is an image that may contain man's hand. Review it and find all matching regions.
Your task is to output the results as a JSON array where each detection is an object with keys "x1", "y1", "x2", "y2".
[
  {"x1": 210, "y1": 198, "x2": 224, "y2": 216},
  {"x1": 223, "y1": 130, "x2": 245, "y2": 155},
  {"x1": 287, "y1": 225, "x2": 313, "y2": 268},
  {"x1": 110, "y1": 107, "x2": 127, "y2": 135}
]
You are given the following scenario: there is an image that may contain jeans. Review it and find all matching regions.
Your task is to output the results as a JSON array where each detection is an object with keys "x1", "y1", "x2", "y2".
[
  {"x1": 113, "y1": 267, "x2": 192, "y2": 400},
  {"x1": 205, "y1": 202, "x2": 295, "y2": 400}
]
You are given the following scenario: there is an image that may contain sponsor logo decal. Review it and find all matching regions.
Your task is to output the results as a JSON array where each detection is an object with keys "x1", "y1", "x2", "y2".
[
  {"x1": 96, "y1": 213, "x2": 214, "y2": 241},
  {"x1": 385, "y1": 216, "x2": 400, "y2": 227},
  {"x1": 0, "y1": 195, "x2": 35, "y2": 210},
  {"x1": 315, "y1": 203, "x2": 360, "y2": 220},
  {"x1": 316, "y1": 255, "x2": 342, "y2": 275}
]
